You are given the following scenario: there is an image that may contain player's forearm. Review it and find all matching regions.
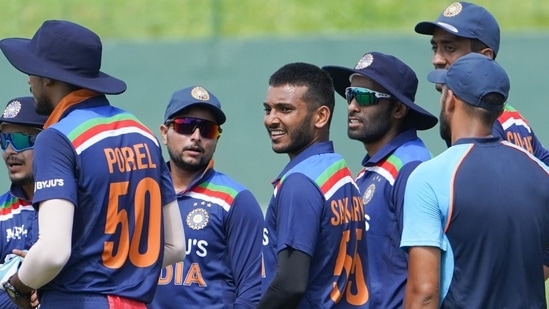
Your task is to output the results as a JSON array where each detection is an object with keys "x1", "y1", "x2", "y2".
[
  {"x1": 18, "y1": 199, "x2": 73, "y2": 288},
  {"x1": 161, "y1": 200, "x2": 186, "y2": 267},
  {"x1": 256, "y1": 279, "x2": 305, "y2": 309},
  {"x1": 257, "y1": 248, "x2": 310, "y2": 309},
  {"x1": 404, "y1": 291, "x2": 439, "y2": 309}
]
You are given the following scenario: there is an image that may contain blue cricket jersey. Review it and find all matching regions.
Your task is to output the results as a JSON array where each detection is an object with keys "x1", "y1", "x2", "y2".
[
  {"x1": 494, "y1": 104, "x2": 549, "y2": 165},
  {"x1": 0, "y1": 184, "x2": 37, "y2": 309},
  {"x1": 32, "y1": 95, "x2": 176, "y2": 305},
  {"x1": 401, "y1": 137, "x2": 549, "y2": 308},
  {"x1": 149, "y1": 164, "x2": 263, "y2": 309},
  {"x1": 262, "y1": 141, "x2": 369, "y2": 308},
  {"x1": 355, "y1": 129, "x2": 431, "y2": 309}
]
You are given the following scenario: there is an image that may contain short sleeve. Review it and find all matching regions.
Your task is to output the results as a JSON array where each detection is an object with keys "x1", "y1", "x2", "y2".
[{"x1": 275, "y1": 173, "x2": 324, "y2": 256}]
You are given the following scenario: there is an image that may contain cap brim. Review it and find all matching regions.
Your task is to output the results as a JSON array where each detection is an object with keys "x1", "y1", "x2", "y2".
[
  {"x1": 0, "y1": 38, "x2": 126, "y2": 95},
  {"x1": 415, "y1": 21, "x2": 438, "y2": 35},
  {"x1": 322, "y1": 66, "x2": 357, "y2": 99},
  {"x1": 0, "y1": 119, "x2": 44, "y2": 128},
  {"x1": 167, "y1": 102, "x2": 226, "y2": 125},
  {"x1": 427, "y1": 69, "x2": 448, "y2": 84}
]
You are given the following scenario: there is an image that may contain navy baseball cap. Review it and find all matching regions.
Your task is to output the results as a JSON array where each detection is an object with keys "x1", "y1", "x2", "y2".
[
  {"x1": 427, "y1": 53, "x2": 509, "y2": 111},
  {"x1": 323, "y1": 52, "x2": 438, "y2": 130},
  {"x1": 0, "y1": 97, "x2": 48, "y2": 129},
  {"x1": 164, "y1": 86, "x2": 226, "y2": 125},
  {"x1": 415, "y1": 2, "x2": 500, "y2": 56}
]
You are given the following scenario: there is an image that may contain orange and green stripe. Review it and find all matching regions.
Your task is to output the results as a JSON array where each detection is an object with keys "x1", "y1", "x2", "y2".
[
  {"x1": 189, "y1": 182, "x2": 239, "y2": 212},
  {"x1": 67, "y1": 113, "x2": 157, "y2": 153}
]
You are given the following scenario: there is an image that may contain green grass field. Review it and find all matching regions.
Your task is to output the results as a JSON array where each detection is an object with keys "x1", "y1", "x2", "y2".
[
  {"x1": 2, "y1": 0, "x2": 549, "y2": 38},
  {"x1": 2, "y1": 0, "x2": 549, "y2": 303}
]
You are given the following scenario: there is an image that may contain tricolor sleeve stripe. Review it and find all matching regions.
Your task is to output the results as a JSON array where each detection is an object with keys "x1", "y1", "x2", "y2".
[
  {"x1": 188, "y1": 183, "x2": 238, "y2": 212},
  {"x1": 68, "y1": 115, "x2": 158, "y2": 154},
  {"x1": 316, "y1": 160, "x2": 357, "y2": 200},
  {"x1": 0, "y1": 197, "x2": 33, "y2": 220},
  {"x1": 498, "y1": 108, "x2": 531, "y2": 132},
  {"x1": 363, "y1": 154, "x2": 403, "y2": 186}
]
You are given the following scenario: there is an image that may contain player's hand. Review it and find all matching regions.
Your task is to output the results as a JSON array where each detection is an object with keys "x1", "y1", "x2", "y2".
[
  {"x1": 11, "y1": 250, "x2": 28, "y2": 258},
  {"x1": 9, "y1": 294, "x2": 35, "y2": 309},
  {"x1": 30, "y1": 290, "x2": 40, "y2": 308}
]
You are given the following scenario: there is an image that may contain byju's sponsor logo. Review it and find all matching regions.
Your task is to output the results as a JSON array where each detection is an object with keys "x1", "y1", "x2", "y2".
[{"x1": 35, "y1": 179, "x2": 64, "y2": 190}]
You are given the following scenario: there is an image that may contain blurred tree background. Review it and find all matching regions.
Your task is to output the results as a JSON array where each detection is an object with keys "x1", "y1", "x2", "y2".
[{"x1": 2, "y1": 0, "x2": 548, "y2": 39}]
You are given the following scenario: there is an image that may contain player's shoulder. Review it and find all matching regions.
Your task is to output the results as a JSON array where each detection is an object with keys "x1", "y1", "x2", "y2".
[
  {"x1": 497, "y1": 103, "x2": 529, "y2": 122},
  {"x1": 0, "y1": 191, "x2": 12, "y2": 203},
  {"x1": 207, "y1": 170, "x2": 249, "y2": 194},
  {"x1": 410, "y1": 144, "x2": 472, "y2": 180},
  {"x1": 393, "y1": 138, "x2": 432, "y2": 163}
]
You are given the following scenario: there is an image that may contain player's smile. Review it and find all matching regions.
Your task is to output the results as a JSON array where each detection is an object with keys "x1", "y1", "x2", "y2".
[{"x1": 268, "y1": 128, "x2": 286, "y2": 142}]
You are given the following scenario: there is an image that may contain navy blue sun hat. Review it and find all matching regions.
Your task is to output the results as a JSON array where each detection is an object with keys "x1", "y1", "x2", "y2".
[
  {"x1": 164, "y1": 86, "x2": 226, "y2": 125},
  {"x1": 0, "y1": 97, "x2": 48, "y2": 129},
  {"x1": 415, "y1": 2, "x2": 500, "y2": 57},
  {"x1": 323, "y1": 52, "x2": 438, "y2": 130},
  {"x1": 427, "y1": 53, "x2": 509, "y2": 111},
  {"x1": 0, "y1": 20, "x2": 126, "y2": 95}
]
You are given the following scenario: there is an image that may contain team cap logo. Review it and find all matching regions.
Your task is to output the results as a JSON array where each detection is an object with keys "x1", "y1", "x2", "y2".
[
  {"x1": 186, "y1": 208, "x2": 209, "y2": 230},
  {"x1": 2, "y1": 100, "x2": 22, "y2": 118},
  {"x1": 443, "y1": 2, "x2": 463, "y2": 17},
  {"x1": 355, "y1": 53, "x2": 374, "y2": 70},
  {"x1": 191, "y1": 86, "x2": 210, "y2": 101}
]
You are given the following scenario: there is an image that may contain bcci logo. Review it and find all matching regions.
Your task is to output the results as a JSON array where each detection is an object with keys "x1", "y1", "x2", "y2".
[
  {"x1": 191, "y1": 86, "x2": 210, "y2": 101},
  {"x1": 186, "y1": 208, "x2": 209, "y2": 230},
  {"x1": 355, "y1": 53, "x2": 374, "y2": 70},
  {"x1": 362, "y1": 184, "x2": 375, "y2": 205},
  {"x1": 443, "y1": 2, "x2": 463, "y2": 17},
  {"x1": 3, "y1": 100, "x2": 22, "y2": 118}
]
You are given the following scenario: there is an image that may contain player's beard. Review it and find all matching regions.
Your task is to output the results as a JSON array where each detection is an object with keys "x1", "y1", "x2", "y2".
[
  {"x1": 168, "y1": 145, "x2": 212, "y2": 173},
  {"x1": 10, "y1": 172, "x2": 34, "y2": 187},
  {"x1": 271, "y1": 113, "x2": 315, "y2": 155},
  {"x1": 33, "y1": 91, "x2": 56, "y2": 116},
  {"x1": 439, "y1": 96, "x2": 452, "y2": 146},
  {"x1": 348, "y1": 105, "x2": 393, "y2": 144}
]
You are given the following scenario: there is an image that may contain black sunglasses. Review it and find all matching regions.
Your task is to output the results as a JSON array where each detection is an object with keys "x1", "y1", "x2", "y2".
[
  {"x1": 345, "y1": 87, "x2": 392, "y2": 106},
  {"x1": 166, "y1": 117, "x2": 222, "y2": 139}
]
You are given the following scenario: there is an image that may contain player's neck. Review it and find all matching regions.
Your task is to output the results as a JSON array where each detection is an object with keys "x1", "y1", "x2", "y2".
[
  {"x1": 450, "y1": 111, "x2": 493, "y2": 144},
  {"x1": 22, "y1": 182, "x2": 35, "y2": 201},
  {"x1": 170, "y1": 165, "x2": 205, "y2": 193}
]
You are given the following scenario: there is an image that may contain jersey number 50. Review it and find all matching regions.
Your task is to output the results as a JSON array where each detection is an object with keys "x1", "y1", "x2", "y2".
[{"x1": 102, "y1": 178, "x2": 162, "y2": 268}]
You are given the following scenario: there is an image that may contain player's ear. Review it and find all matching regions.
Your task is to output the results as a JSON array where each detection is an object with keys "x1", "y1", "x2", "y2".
[
  {"x1": 478, "y1": 48, "x2": 495, "y2": 60},
  {"x1": 159, "y1": 124, "x2": 169, "y2": 145},
  {"x1": 393, "y1": 101, "x2": 408, "y2": 120},
  {"x1": 446, "y1": 88, "x2": 457, "y2": 112},
  {"x1": 313, "y1": 105, "x2": 330, "y2": 129}
]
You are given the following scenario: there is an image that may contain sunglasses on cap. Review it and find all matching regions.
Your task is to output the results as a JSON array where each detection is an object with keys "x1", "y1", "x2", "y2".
[
  {"x1": 345, "y1": 87, "x2": 392, "y2": 106},
  {"x1": 166, "y1": 117, "x2": 222, "y2": 139},
  {"x1": 0, "y1": 132, "x2": 38, "y2": 152}
]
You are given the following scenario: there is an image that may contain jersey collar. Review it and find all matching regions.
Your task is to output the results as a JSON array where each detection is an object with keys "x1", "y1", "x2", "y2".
[
  {"x1": 272, "y1": 141, "x2": 334, "y2": 186},
  {"x1": 44, "y1": 89, "x2": 101, "y2": 128},
  {"x1": 362, "y1": 129, "x2": 419, "y2": 166}
]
